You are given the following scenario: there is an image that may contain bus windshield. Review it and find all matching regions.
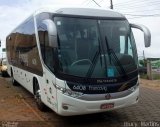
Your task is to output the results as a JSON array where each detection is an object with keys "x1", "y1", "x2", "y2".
[{"x1": 54, "y1": 17, "x2": 138, "y2": 78}]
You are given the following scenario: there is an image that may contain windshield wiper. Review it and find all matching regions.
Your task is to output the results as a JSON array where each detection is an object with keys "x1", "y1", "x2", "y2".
[
  {"x1": 86, "y1": 37, "x2": 105, "y2": 78},
  {"x1": 105, "y1": 36, "x2": 127, "y2": 78}
]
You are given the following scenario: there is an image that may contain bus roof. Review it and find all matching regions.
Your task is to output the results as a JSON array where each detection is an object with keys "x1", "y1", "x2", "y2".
[
  {"x1": 34, "y1": 7, "x2": 125, "y2": 19},
  {"x1": 7, "y1": 7, "x2": 126, "y2": 37}
]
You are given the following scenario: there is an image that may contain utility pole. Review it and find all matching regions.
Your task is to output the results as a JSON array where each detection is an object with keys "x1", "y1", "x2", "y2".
[
  {"x1": 143, "y1": 50, "x2": 146, "y2": 67},
  {"x1": 147, "y1": 59, "x2": 153, "y2": 80},
  {"x1": 110, "y1": 0, "x2": 113, "y2": 9}
]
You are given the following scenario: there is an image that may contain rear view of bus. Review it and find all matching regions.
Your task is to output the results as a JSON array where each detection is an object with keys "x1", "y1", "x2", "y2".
[{"x1": 6, "y1": 7, "x2": 151, "y2": 116}]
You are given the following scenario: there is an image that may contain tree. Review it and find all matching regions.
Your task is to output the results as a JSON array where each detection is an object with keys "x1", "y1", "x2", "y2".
[{"x1": 139, "y1": 59, "x2": 147, "y2": 67}]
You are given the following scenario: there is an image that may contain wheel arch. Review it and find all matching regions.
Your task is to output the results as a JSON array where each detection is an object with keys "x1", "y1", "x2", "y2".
[
  {"x1": 33, "y1": 77, "x2": 38, "y2": 95},
  {"x1": 10, "y1": 67, "x2": 13, "y2": 77}
]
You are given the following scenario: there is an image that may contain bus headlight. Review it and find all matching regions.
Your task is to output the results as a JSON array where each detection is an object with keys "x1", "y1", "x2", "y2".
[
  {"x1": 128, "y1": 82, "x2": 139, "y2": 92},
  {"x1": 53, "y1": 83, "x2": 83, "y2": 98},
  {"x1": 64, "y1": 89, "x2": 83, "y2": 98},
  {"x1": 53, "y1": 83, "x2": 65, "y2": 92}
]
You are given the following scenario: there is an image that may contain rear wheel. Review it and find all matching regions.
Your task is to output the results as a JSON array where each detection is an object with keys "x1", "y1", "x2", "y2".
[
  {"x1": 34, "y1": 79, "x2": 47, "y2": 111},
  {"x1": 11, "y1": 69, "x2": 18, "y2": 86}
]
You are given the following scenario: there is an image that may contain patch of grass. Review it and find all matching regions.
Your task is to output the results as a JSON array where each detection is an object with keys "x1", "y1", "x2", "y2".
[
  {"x1": 152, "y1": 74, "x2": 160, "y2": 80},
  {"x1": 139, "y1": 73, "x2": 160, "y2": 80},
  {"x1": 139, "y1": 74, "x2": 148, "y2": 79}
]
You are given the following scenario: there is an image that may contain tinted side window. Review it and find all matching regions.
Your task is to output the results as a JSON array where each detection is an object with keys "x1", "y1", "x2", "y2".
[
  {"x1": 6, "y1": 33, "x2": 16, "y2": 64},
  {"x1": 38, "y1": 23, "x2": 48, "y2": 62},
  {"x1": 8, "y1": 17, "x2": 43, "y2": 76},
  {"x1": 36, "y1": 13, "x2": 54, "y2": 72}
]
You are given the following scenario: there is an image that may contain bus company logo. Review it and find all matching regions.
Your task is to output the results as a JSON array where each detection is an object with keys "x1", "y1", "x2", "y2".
[
  {"x1": 105, "y1": 93, "x2": 111, "y2": 100},
  {"x1": 97, "y1": 79, "x2": 117, "y2": 83}
]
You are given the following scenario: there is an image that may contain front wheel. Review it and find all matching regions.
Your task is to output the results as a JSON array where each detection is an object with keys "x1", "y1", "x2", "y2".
[{"x1": 34, "y1": 79, "x2": 47, "y2": 111}]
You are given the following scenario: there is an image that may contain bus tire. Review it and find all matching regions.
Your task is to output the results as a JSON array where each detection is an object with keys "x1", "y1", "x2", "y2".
[
  {"x1": 11, "y1": 70, "x2": 18, "y2": 86},
  {"x1": 34, "y1": 79, "x2": 47, "y2": 112}
]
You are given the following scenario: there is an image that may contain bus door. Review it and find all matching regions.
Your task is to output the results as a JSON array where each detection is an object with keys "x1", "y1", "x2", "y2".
[
  {"x1": 43, "y1": 35, "x2": 58, "y2": 111},
  {"x1": 38, "y1": 21, "x2": 58, "y2": 111}
]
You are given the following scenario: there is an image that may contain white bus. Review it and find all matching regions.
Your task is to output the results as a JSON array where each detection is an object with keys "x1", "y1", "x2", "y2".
[{"x1": 6, "y1": 7, "x2": 151, "y2": 116}]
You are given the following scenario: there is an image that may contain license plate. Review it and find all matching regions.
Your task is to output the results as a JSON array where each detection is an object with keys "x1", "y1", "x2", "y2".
[{"x1": 100, "y1": 103, "x2": 114, "y2": 109}]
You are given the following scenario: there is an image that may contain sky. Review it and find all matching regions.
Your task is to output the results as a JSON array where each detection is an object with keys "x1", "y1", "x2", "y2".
[{"x1": 0, "y1": 0, "x2": 160, "y2": 58}]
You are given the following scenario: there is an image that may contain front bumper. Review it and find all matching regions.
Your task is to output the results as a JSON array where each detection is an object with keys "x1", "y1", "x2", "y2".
[{"x1": 56, "y1": 86, "x2": 139, "y2": 116}]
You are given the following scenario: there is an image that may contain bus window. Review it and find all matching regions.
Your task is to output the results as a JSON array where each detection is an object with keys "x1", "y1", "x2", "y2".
[{"x1": 38, "y1": 21, "x2": 54, "y2": 72}]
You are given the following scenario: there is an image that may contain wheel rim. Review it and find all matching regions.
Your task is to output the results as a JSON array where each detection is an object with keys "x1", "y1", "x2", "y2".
[{"x1": 35, "y1": 89, "x2": 41, "y2": 105}]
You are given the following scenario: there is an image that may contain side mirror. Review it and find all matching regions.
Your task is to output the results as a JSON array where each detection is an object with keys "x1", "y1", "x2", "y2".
[
  {"x1": 42, "y1": 19, "x2": 58, "y2": 48},
  {"x1": 130, "y1": 23, "x2": 151, "y2": 47}
]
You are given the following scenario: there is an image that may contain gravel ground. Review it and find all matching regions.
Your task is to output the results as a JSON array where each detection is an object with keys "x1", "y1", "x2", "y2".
[
  {"x1": 140, "y1": 78, "x2": 160, "y2": 90},
  {"x1": 0, "y1": 76, "x2": 160, "y2": 127}
]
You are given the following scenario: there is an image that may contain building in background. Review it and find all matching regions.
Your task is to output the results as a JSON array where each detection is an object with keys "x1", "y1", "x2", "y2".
[
  {"x1": 0, "y1": 40, "x2": 6, "y2": 59},
  {"x1": 147, "y1": 58, "x2": 160, "y2": 80}
]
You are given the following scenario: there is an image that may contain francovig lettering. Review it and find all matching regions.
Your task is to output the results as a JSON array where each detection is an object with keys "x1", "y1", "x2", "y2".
[
  {"x1": 89, "y1": 86, "x2": 108, "y2": 91},
  {"x1": 72, "y1": 85, "x2": 108, "y2": 91}
]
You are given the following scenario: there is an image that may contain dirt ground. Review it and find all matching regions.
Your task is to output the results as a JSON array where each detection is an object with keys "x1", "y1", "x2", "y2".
[
  {"x1": 0, "y1": 76, "x2": 160, "y2": 127},
  {"x1": 0, "y1": 77, "x2": 42, "y2": 121},
  {"x1": 140, "y1": 78, "x2": 160, "y2": 90}
]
